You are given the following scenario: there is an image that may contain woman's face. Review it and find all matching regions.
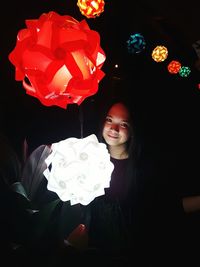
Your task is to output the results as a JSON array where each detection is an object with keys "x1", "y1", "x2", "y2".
[{"x1": 102, "y1": 103, "x2": 131, "y2": 147}]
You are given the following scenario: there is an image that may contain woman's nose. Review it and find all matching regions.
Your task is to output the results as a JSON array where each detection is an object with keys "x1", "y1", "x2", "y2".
[{"x1": 110, "y1": 123, "x2": 119, "y2": 131}]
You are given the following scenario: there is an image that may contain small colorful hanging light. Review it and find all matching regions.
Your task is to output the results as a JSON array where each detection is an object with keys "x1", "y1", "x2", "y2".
[
  {"x1": 77, "y1": 0, "x2": 105, "y2": 19},
  {"x1": 152, "y1": 45, "x2": 168, "y2": 62},
  {"x1": 127, "y1": 33, "x2": 146, "y2": 54},
  {"x1": 179, "y1": 66, "x2": 191, "y2": 77},
  {"x1": 167, "y1": 60, "x2": 181, "y2": 74},
  {"x1": 8, "y1": 11, "x2": 106, "y2": 109}
]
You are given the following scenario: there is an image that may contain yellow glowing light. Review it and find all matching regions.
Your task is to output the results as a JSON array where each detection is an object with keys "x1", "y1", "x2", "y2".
[{"x1": 152, "y1": 45, "x2": 168, "y2": 62}]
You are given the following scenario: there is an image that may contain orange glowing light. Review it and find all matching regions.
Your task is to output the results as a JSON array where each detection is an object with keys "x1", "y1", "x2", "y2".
[
  {"x1": 77, "y1": 0, "x2": 105, "y2": 18},
  {"x1": 152, "y1": 45, "x2": 168, "y2": 62}
]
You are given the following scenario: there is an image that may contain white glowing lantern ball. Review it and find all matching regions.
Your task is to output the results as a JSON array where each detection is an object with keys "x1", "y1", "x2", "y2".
[{"x1": 43, "y1": 134, "x2": 114, "y2": 206}]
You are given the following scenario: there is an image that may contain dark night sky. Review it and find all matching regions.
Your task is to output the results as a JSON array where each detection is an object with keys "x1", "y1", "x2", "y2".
[{"x1": 0, "y1": 0, "x2": 200, "y2": 159}]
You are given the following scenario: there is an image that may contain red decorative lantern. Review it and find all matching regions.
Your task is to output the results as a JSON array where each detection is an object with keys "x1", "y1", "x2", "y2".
[
  {"x1": 77, "y1": 0, "x2": 105, "y2": 19},
  {"x1": 8, "y1": 11, "x2": 106, "y2": 109},
  {"x1": 167, "y1": 60, "x2": 181, "y2": 74}
]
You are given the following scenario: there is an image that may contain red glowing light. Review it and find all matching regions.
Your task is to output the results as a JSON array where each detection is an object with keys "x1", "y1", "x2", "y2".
[{"x1": 9, "y1": 11, "x2": 106, "y2": 109}]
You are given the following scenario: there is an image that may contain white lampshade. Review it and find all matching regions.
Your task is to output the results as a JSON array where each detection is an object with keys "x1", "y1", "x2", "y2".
[{"x1": 43, "y1": 134, "x2": 114, "y2": 206}]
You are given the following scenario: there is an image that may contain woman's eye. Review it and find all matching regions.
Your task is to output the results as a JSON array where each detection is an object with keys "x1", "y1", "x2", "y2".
[
  {"x1": 120, "y1": 123, "x2": 129, "y2": 129},
  {"x1": 105, "y1": 117, "x2": 112, "y2": 123}
]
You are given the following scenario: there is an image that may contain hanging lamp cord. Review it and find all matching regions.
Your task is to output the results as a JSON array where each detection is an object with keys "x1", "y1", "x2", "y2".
[{"x1": 79, "y1": 104, "x2": 84, "y2": 138}]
